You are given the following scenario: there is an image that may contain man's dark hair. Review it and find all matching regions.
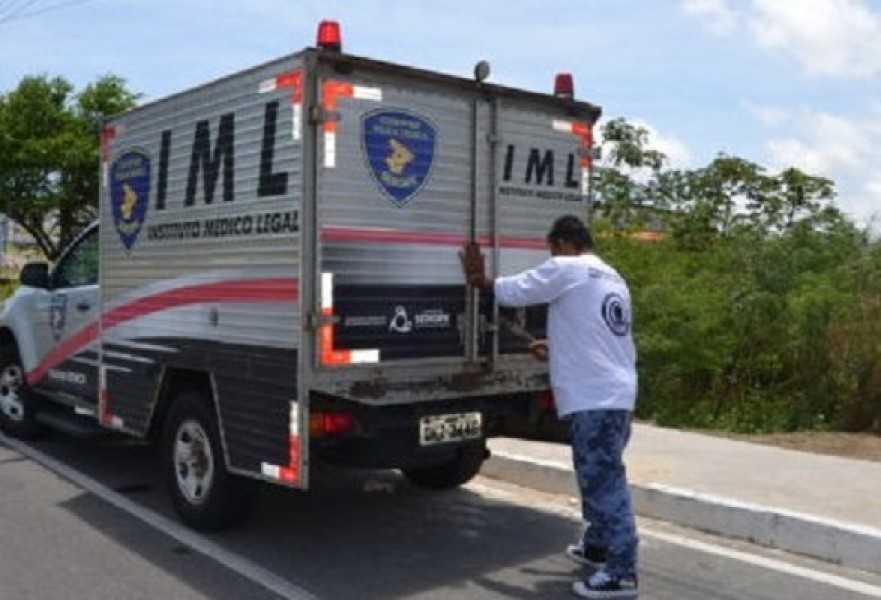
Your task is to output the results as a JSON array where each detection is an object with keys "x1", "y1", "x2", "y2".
[{"x1": 546, "y1": 215, "x2": 593, "y2": 250}]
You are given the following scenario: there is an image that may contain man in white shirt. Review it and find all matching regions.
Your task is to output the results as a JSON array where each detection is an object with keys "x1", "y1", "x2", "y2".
[{"x1": 461, "y1": 215, "x2": 639, "y2": 599}]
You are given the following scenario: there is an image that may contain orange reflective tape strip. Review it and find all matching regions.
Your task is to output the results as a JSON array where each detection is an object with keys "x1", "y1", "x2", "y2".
[
  {"x1": 322, "y1": 81, "x2": 355, "y2": 133},
  {"x1": 319, "y1": 306, "x2": 353, "y2": 365},
  {"x1": 272, "y1": 70, "x2": 303, "y2": 103},
  {"x1": 571, "y1": 122, "x2": 591, "y2": 138},
  {"x1": 554, "y1": 120, "x2": 593, "y2": 168},
  {"x1": 571, "y1": 122, "x2": 593, "y2": 168},
  {"x1": 278, "y1": 436, "x2": 301, "y2": 483},
  {"x1": 100, "y1": 126, "x2": 116, "y2": 163}
]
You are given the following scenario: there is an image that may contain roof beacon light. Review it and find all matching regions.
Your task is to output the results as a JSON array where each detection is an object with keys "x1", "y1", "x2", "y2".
[
  {"x1": 317, "y1": 20, "x2": 342, "y2": 51},
  {"x1": 554, "y1": 73, "x2": 574, "y2": 100}
]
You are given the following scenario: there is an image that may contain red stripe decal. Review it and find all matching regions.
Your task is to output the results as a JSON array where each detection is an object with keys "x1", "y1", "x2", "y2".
[
  {"x1": 28, "y1": 322, "x2": 101, "y2": 386},
  {"x1": 102, "y1": 278, "x2": 298, "y2": 329},
  {"x1": 321, "y1": 227, "x2": 547, "y2": 250},
  {"x1": 27, "y1": 278, "x2": 298, "y2": 386}
]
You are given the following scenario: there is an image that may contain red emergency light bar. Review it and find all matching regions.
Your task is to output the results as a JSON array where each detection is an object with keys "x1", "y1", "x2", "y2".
[
  {"x1": 317, "y1": 20, "x2": 342, "y2": 51},
  {"x1": 554, "y1": 73, "x2": 574, "y2": 99}
]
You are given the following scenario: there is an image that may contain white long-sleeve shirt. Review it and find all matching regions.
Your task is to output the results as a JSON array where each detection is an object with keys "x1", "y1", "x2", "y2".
[{"x1": 493, "y1": 253, "x2": 637, "y2": 416}]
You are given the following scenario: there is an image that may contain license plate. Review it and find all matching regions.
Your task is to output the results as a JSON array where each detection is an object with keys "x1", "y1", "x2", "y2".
[{"x1": 419, "y1": 412, "x2": 482, "y2": 446}]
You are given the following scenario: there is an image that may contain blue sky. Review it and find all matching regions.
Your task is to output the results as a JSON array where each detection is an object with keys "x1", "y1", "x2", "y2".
[{"x1": 1, "y1": 0, "x2": 879, "y2": 229}]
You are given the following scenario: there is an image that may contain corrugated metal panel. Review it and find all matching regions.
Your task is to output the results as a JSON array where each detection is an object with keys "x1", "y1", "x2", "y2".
[
  {"x1": 101, "y1": 55, "x2": 304, "y2": 351},
  {"x1": 299, "y1": 54, "x2": 596, "y2": 403},
  {"x1": 99, "y1": 56, "x2": 305, "y2": 481},
  {"x1": 318, "y1": 83, "x2": 474, "y2": 281},
  {"x1": 495, "y1": 100, "x2": 592, "y2": 273},
  {"x1": 312, "y1": 60, "x2": 593, "y2": 376}
]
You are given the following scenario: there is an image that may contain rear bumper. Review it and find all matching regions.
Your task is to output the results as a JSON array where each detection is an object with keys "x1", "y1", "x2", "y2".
[{"x1": 311, "y1": 392, "x2": 534, "y2": 469}]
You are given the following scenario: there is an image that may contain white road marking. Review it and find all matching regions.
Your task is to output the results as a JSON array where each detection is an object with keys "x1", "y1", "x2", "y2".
[
  {"x1": 643, "y1": 529, "x2": 881, "y2": 598},
  {"x1": 0, "y1": 432, "x2": 320, "y2": 600},
  {"x1": 471, "y1": 479, "x2": 881, "y2": 599}
]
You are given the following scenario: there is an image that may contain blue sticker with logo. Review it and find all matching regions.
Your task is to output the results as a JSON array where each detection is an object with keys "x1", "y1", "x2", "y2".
[
  {"x1": 50, "y1": 294, "x2": 67, "y2": 341},
  {"x1": 361, "y1": 110, "x2": 437, "y2": 207},
  {"x1": 110, "y1": 149, "x2": 151, "y2": 252}
]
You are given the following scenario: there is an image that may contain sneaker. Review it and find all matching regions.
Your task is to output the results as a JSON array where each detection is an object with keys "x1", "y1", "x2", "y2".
[
  {"x1": 572, "y1": 570, "x2": 638, "y2": 599},
  {"x1": 566, "y1": 542, "x2": 607, "y2": 568}
]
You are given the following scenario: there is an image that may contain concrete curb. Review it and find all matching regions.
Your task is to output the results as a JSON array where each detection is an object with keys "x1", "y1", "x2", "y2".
[{"x1": 483, "y1": 451, "x2": 881, "y2": 576}]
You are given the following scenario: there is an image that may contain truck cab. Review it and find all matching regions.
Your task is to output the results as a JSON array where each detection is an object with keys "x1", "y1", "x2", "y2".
[{"x1": 0, "y1": 223, "x2": 100, "y2": 437}]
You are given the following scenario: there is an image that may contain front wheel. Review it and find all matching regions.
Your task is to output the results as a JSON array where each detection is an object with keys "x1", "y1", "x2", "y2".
[
  {"x1": 0, "y1": 346, "x2": 42, "y2": 439},
  {"x1": 161, "y1": 390, "x2": 257, "y2": 531},
  {"x1": 402, "y1": 443, "x2": 488, "y2": 490}
]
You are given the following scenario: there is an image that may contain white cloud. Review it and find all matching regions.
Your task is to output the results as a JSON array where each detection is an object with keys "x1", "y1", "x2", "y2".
[
  {"x1": 763, "y1": 109, "x2": 881, "y2": 228},
  {"x1": 682, "y1": 0, "x2": 738, "y2": 35},
  {"x1": 866, "y1": 178, "x2": 881, "y2": 205},
  {"x1": 745, "y1": 103, "x2": 792, "y2": 127},
  {"x1": 596, "y1": 118, "x2": 694, "y2": 182},
  {"x1": 750, "y1": 0, "x2": 881, "y2": 79},
  {"x1": 766, "y1": 110, "x2": 874, "y2": 176},
  {"x1": 635, "y1": 120, "x2": 694, "y2": 169},
  {"x1": 683, "y1": 0, "x2": 881, "y2": 79},
  {"x1": 844, "y1": 180, "x2": 881, "y2": 232},
  {"x1": 869, "y1": 105, "x2": 881, "y2": 135}
]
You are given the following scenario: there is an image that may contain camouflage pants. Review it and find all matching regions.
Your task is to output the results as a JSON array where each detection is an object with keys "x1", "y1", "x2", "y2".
[{"x1": 571, "y1": 409, "x2": 638, "y2": 576}]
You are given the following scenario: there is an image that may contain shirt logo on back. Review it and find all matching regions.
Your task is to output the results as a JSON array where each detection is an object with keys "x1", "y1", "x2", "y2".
[{"x1": 602, "y1": 293, "x2": 631, "y2": 337}]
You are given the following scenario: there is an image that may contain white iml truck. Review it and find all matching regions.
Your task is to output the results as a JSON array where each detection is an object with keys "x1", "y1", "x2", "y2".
[{"x1": 0, "y1": 21, "x2": 600, "y2": 530}]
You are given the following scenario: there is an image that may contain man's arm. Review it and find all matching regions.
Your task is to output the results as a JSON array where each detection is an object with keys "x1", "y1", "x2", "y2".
[
  {"x1": 460, "y1": 241, "x2": 568, "y2": 304},
  {"x1": 470, "y1": 272, "x2": 495, "y2": 293}
]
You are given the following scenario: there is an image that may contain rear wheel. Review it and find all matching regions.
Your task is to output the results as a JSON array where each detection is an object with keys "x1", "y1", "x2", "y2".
[
  {"x1": 0, "y1": 346, "x2": 42, "y2": 439},
  {"x1": 402, "y1": 442, "x2": 488, "y2": 490},
  {"x1": 161, "y1": 390, "x2": 257, "y2": 531}
]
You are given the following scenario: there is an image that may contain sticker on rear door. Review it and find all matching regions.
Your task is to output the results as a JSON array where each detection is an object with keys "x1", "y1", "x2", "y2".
[{"x1": 361, "y1": 109, "x2": 436, "y2": 208}]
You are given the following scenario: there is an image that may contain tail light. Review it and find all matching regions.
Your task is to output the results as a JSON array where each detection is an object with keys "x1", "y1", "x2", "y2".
[
  {"x1": 538, "y1": 391, "x2": 556, "y2": 412},
  {"x1": 310, "y1": 411, "x2": 357, "y2": 437}
]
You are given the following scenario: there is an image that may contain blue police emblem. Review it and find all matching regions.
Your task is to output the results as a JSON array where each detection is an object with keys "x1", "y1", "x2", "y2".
[
  {"x1": 110, "y1": 149, "x2": 151, "y2": 251},
  {"x1": 50, "y1": 294, "x2": 67, "y2": 341},
  {"x1": 361, "y1": 110, "x2": 437, "y2": 207}
]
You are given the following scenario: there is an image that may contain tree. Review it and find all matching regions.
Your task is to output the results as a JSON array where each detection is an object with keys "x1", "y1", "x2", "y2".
[
  {"x1": 590, "y1": 117, "x2": 881, "y2": 433},
  {"x1": 592, "y1": 118, "x2": 669, "y2": 232},
  {"x1": 592, "y1": 119, "x2": 843, "y2": 244},
  {"x1": 661, "y1": 155, "x2": 842, "y2": 250},
  {"x1": 0, "y1": 75, "x2": 139, "y2": 260}
]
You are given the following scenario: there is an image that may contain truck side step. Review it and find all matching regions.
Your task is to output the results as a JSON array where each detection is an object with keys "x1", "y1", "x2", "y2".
[{"x1": 36, "y1": 408, "x2": 110, "y2": 439}]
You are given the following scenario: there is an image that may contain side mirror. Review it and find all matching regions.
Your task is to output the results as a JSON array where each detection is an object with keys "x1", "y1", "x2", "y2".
[{"x1": 19, "y1": 262, "x2": 50, "y2": 289}]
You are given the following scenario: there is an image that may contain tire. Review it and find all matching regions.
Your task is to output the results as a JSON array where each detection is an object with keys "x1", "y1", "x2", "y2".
[
  {"x1": 403, "y1": 442, "x2": 488, "y2": 490},
  {"x1": 0, "y1": 346, "x2": 42, "y2": 439},
  {"x1": 161, "y1": 390, "x2": 257, "y2": 531}
]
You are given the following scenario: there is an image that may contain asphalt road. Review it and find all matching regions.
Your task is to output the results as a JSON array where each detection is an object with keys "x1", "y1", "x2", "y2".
[{"x1": 2, "y1": 431, "x2": 881, "y2": 600}]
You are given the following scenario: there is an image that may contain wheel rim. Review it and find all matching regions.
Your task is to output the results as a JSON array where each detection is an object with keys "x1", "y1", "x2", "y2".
[
  {"x1": 173, "y1": 419, "x2": 215, "y2": 505},
  {"x1": 0, "y1": 362, "x2": 25, "y2": 423}
]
